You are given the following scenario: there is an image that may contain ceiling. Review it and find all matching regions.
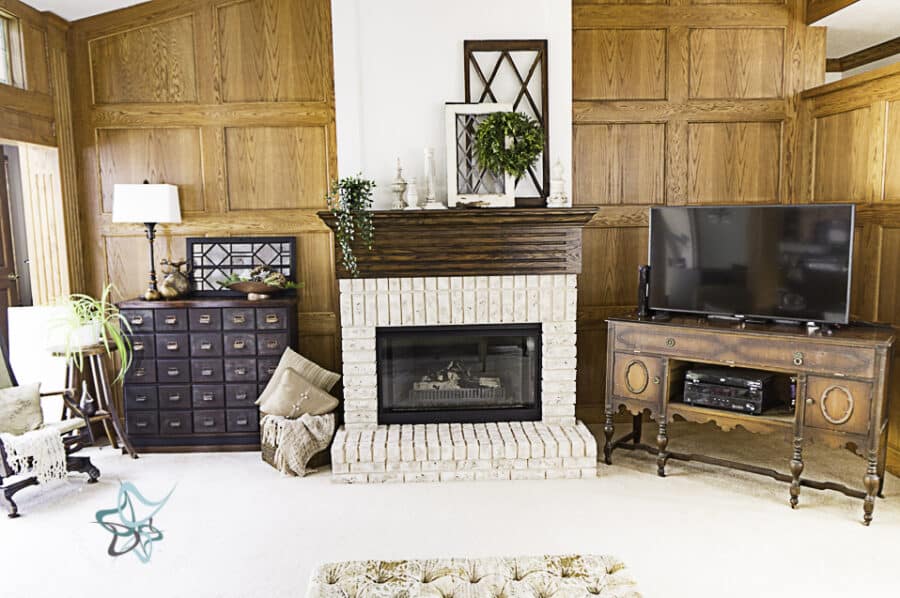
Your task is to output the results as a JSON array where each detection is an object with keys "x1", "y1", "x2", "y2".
[
  {"x1": 23, "y1": 0, "x2": 146, "y2": 21},
  {"x1": 814, "y1": 0, "x2": 900, "y2": 58}
]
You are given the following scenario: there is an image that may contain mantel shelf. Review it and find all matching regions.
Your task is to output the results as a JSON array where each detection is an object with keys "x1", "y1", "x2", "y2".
[{"x1": 317, "y1": 207, "x2": 598, "y2": 279}]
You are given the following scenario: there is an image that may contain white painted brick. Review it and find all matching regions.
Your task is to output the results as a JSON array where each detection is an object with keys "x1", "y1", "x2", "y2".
[
  {"x1": 510, "y1": 470, "x2": 531, "y2": 480},
  {"x1": 564, "y1": 457, "x2": 595, "y2": 469},
  {"x1": 401, "y1": 291, "x2": 413, "y2": 325},
  {"x1": 451, "y1": 290, "x2": 464, "y2": 323},
  {"x1": 566, "y1": 289, "x2": 578, "y2": 321},
  {"x1": 340, "y1": 293, "x2": 353, "y2": 322},
  {"x1": 543, "y1": 380, "x2": 576, "y2": 393},
  {"x1": 543, "y1": 357, "x2": 577, "y2": 370},
  {"x1": 544, "y1": 333, "x2": 577, "y2": 347},
  {"x1": 389, "y1": 292, "x2": 402, "y2": 325},
  {"x1": 342, "y1": 350, "x2": 373, "y2": 364},
  {"x1": 351, "y1": 293, "x2": 365, "y2": 327},
  {"x1": 580, "y1": 467, "x2": 597, "y2": 479},
  {"x1": 489, "y1": 289, "x2": 502, "y2": 322},
  {"x1": 545, "y1": 468, "x2": 566, "y2": 480},
  {"x1": 501, "y1": 289, "x2": 514, "y2": 322},
  {"x1": 376, "y1": 293, "x2": 390, "y2": 326},
  {"x1": 339, "y1": 279, "x2": 352, "y2": 294},
  {"x1": 413, "y1": 291, "x2": 426, "y2": 324},
  {"x1": 545, "y1": 345, "x2": 577, "y2": 359},
  {"x1": 343, "y1": 338, "x2": 376, "y2": 352},
  {"x1": 425, "y1": 290, "x2": 438, "y2": 324},
  {"x1": 343, "y1": 386, "x2": 377, "y2": 400},
  {"x1": 564, "y1": 468, "x2": 582, "y2": 479},
  {"x1": 405, "y1": 472, "x2": 439, "y2": 483},
  {"x1": 332, "y1": 463, "x2": 349, "y2": 474},
  {"x1": 543, "y1": 368, "x2": 576, "y2": 382},
  {"x1": 365, "y1": 293, "x2": 377, "y2": 326},
  {"x1": 344, "y1": 363, "x2": 376, "y2": 376},
  {"x1": 343, "y1": 327, "x2": 375, "y2": 340},
  {"x1": 463, "y1": 290, "x2": 476, "y2": 323},
  {"x1": 488, "y1": 469, "x2": 512, "y2": 481},
  {"x1": 334, "y1": 473, "x2": 369, "y2": 484},
  {"x1": 437, "y1": 291, "x2": 451, "y2": 324},
  {"x1": 344, "y1": 374, "x2": 377, "y2": 388},
  {"x1": 543, "y1": 321, "x2": 577, "y2": 334},
  {"x1": 344, "y1": 399, "x2": 377, "y2": 412},
  {"x1": 350, "y1": 462, "x2": 380, "y2": 473}
]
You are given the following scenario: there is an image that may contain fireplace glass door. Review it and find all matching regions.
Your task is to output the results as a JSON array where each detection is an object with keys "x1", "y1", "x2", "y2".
[{"x1": 376, "y1": 324, "x2": 541, "y2": 424}]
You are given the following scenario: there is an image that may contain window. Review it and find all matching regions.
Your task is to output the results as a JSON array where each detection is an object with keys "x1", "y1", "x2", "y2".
[
  {"x1": 0, "y1": 10, "x2": 23, "y2": 88},
  {"x1": 0, "y1": 15, "x2": 11, "y2": 85}
]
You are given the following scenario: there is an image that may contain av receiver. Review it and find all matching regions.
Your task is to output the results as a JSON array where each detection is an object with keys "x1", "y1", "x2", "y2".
[{"x1": 683, "y1": 367, "x2": 778, "y2": 416}]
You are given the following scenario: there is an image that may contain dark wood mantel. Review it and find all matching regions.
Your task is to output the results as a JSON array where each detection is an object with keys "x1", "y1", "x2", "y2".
[{"x1": 318, "y1": 208, "x2": 598, "y2": 279}]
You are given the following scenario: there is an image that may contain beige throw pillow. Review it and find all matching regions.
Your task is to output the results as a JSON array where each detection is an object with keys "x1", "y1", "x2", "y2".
[
  {"x1": 0, "y1": 383, "x2": 43, "y2": 435},
  {"x1": 256, "y1": 347, "x2": 340, "y2": 406},
  {"x1": 258, "y1": 368, "x2": 339, "y2": 418}
]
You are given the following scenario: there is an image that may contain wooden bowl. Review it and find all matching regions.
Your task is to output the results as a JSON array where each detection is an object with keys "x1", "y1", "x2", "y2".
[{"x1": 226, "y1": 281, "x2": 285, "y2": 295}]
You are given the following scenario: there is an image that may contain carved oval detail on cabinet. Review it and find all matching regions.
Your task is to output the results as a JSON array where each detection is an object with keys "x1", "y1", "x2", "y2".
[
  {"x1": 820, "y1": 385, "x2": 854, "y2": 426},
  {"x1": 624, "y1": 360, "x2": 650, "y2": 395}
]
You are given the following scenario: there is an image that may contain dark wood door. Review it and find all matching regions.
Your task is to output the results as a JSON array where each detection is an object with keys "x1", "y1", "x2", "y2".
[{"x1": 0, "y1": 156, "x2": 21, "y2": 351}]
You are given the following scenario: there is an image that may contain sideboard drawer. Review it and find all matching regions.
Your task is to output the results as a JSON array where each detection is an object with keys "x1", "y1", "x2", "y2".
[
  {"x1": 191, "y1": 333, "x2": 223, "y2": 357},
  {"x1": 193, "y1": 410, "x2": 227, "y2": 434},
  {"x1": 804, "y1": 377, "x2": 873, "y2": 436},
  {"x1": 126, "y1": 411, "x2": 158, "y2": 436},
  {"x1": 226, "y1": 384, "x2": 258, "y2": 407},
  {"x1": 225, "y1": 358, "x2": 258, "y2": 382},
  {"x1": 124, "y1": 386, "x2": 158, "y2": 410},
  {"x1": 123, "y1": 309, "x2": 154, "y2": 332},
  {"x1": 125, "y1": 360, "x2": 156, "y2": 384},
  {"x1": 192, "y1": 359, "x2": 224, "y2": 383},
  {"x1": 227, "y1": 408, "x2": 259, "y2": 433},
  {"x1": 257, "y1": 332, "x2": 288, "y2": 356},
  {"x1": 159, "y1": 412, "x2": 192, "y2": 435},
  {"x1": 257, "y1": 307, "x2": 288, "y2": 330},
  {"x1": 193, "y1": 385, "x2": 225, "y2": 409},
  {"x1": 158, "y1": 359, "x2": 190, "y2": 383},
  {"x1": 612, "y1": 353, "x2": 664, "y2": 403},
  {"x1": 158, "y1": 385, "x2": 191, "y2": 410},
  {"x1": 189, "y1": 308, "x2": 222, "y2": 331},
  {"x1": 224, "y1": 308, "x2": 256, "y2": 331},
  {"x1": 156, "y1": 333, "x2": 189, "y2": 358},
  {"x1": 130, "y1": 334, "x2": 156, "y2": 359},
  {"x1": 613, "y1": 325, "x2": 876, "y2": 379},
  {"x1": 224, "y1": 333, "x2": 257, "y2": 356},
  {"x1": 156, "y1": 308, "x2": 188, "y2": 332}
]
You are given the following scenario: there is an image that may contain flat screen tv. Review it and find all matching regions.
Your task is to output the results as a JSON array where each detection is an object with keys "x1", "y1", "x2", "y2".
[{"x1": 648, "y1": 205, "x2": 855, "y2": 325}]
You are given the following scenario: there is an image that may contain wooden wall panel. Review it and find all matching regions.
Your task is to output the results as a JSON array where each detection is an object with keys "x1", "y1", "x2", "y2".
[
  {"x1": 579, "y1": 227, "x2": 648, "y2": 307},
  {"x1": 573, "y1": 123, "x2": 665, "y2": 205},
  {"x1": 89, "y1": 16, "x2": 198, "y2": 104},
  {"x1": 884, "y1": 102, "x2": 900, "y2": 202},
  {"x1": 217, "y1": 0, "x2": 330, "y2": 103},
  {"x1": 224, "y1": 126, "x2": 328, "y2": 210},
  {"x1": 812, "y1": 108, "x2": 872, "y2": 202},
  {"x1": 96, "y1": 127, "x2": 205, "y2": 213},
  {"x1": 572, "y1": 29, "x2": 667, "y2": 100},
  {"x1": 69, "y1": 0, "x2": 339, "y2": 376},
  {"x1": 22, "y1": 23, "x2": 49, "y2": 95},
  {"x1": 689, "y1": 28, "x2": 785, "y2": 99},
  {"x1": 688, "y1": 121, "x2": 782, "y2": 204}
]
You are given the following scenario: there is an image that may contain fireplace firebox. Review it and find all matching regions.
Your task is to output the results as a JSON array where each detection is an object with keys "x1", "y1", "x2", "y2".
[{"x1": 376, "y1": 324, "x2": 542, "y2": 424}]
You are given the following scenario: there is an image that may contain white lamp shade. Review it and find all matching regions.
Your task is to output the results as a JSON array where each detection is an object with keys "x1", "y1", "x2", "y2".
[{"x1": 112, "y1": 183, "x2": 182, "y2": 224}]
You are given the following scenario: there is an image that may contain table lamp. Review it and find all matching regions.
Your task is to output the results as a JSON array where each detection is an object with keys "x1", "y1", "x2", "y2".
[{"x1": 112, "y1": 181, "x2": 182, "y2": 301}]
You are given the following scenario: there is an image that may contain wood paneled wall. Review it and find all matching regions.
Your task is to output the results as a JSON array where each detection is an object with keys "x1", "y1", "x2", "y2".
[
  {"x1": 68, "y1": 0, "x2": 341, "y2": 373},
  {"x1": 572, "y1": 0, "x2": 826, "y2": 423},
  {"x1": 798, "y1": 63, "x2": 900, "y2": 473},
  {"x1": 0, "y1": 1, "x2": 83, "y2": 294}
]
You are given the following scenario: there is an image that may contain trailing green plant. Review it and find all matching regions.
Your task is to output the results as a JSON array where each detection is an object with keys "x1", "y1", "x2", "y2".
[
  {"x1": 326, "y1": 175, "x2": 376, "y2": 278},
  {"x1": 54, "y1": 284, "x2": 133, "y2": 383},
  {"x1": 474, "y1": 111, "x2": 544, "y2": 179}
]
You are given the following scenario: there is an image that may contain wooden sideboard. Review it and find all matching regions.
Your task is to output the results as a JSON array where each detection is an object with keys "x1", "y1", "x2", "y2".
[
  {"x1": 603, "y1": 314, "x2": 895, "y2": 525},
  {"x1": 118, "y1": 297, "x2": 297, "y2": 451}
]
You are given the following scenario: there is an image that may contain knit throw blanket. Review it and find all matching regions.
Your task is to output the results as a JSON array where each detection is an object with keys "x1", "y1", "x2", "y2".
[
  {"x1": 261, "y1": 413, "x2": 335, "y2": 477},
  {"x1": 0, "y1": 427, "x2": 67, "y2": 484}
]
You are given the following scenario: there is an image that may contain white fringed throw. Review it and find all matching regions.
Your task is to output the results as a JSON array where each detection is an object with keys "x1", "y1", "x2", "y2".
[
  {"x1": 0, "y1": 427, "x2": 67, "y2": 483},
  {"x1": 261, "y1": 413, "x2": 335, "y2": 477}
]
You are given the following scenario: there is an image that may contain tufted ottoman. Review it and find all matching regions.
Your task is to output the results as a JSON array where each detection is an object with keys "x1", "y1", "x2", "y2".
[{"x1": 306, "y1": 554, "x2": 641, "y2": 597}]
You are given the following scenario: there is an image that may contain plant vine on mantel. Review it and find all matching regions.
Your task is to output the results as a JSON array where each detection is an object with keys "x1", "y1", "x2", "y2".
[{"x1": 326, "y1": 175, "x2": 376, "y2": 278}]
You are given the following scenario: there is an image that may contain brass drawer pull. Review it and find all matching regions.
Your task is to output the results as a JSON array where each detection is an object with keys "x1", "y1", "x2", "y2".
[
  {"x1": 265, "y1": 339, "x2": 279, "y2": 349},
  {"x1": 168, "y1": 394, "x2": 182, "y2": 401},
  {"x1": 168, "y1": 421, "x2": 182, "y2": 428},
  {"x1": 166, "y1": 341, "x2": 179, "y2": 351},
  {"x1": 232, "y1": 314, "x2": 247, "y2": 324},
  {"x1": 166, "y1": 368, "x2": 180, "y2": 377},
  {"x1": 265, "y1": 367, "x2": 276, "y2": 375},
  {"x1": 202, "y1": 419, "x2": 215, "y2": 427},
  {"x1": 200, "y1": 341, "x2": 213, "y2": 350},
  {"x1": 135, "y1": 421, "x2": 148, "y2": 428},
  {"x1": 233, "y1": 339, "x2": 246, "y2": 350},
  {"x1": 201, "y1": 368, "x2": 213, "y2": 377},
  {"x1": 793, "y1": 352, "x2": 804, "y2": 366},
  {"x1": 134, "y1": 395, "x2": 148, "y2": 403},
  {"x1": 235, "y1": 393, "x2": 248, "y2": 401},
  {"x1": 236, "y1": 418, "x2": 249, "y2": 426},
  {"x1": 234, "y1": 367, "x2": 248, "y2": 376},
  {"x1": 199, "y1": 314, "x2": 212, "y2": 325},
  {"x1": 665, "y1": 337, "x2": 675, "y2": 348},
  {"x1": 806, "y1": 398, "x2": 815, "y2": 406},
  {"x1": 164, "y1": 315, "x2": 178, "y2": 325},
  {"x1": 134, "y1": 368, "x2": 146, "y2": 377},
  {"x1": 133, "y1": 341, "x2": 145, "y2": 351},
  {"x1": 202, "y1": 393, "x2": 215, "y2": 402},
  {"x1": 130, "y1": 315, "x2": 144, "y2": 325},
  {"x1": 265, "y1": 314, "x2": 279, "y2": 324},
  {"x1": 652, "y1": 376, "x2": 660, "y2": 385}
]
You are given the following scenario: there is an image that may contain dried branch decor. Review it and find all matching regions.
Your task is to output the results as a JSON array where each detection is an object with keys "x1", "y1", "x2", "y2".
[
  {"x1": 474, "y1": 112, "x2": 544, "y2": 179},
  {"x1": 326, "y1": 176, "x2": 376, "y2": 278}
]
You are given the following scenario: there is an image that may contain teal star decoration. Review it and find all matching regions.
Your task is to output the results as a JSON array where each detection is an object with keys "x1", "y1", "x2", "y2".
[{"x1": 95, "y1": 481, "x2": 174, "y2": 563}]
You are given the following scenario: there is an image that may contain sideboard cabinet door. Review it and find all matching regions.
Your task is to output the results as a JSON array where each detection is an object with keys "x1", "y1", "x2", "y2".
[
  {"x1": 804, "y1": 377, "x2": 872, "y2": 436},
  {"x1": 612, "y1": 353, "x2": 664, "y2": 404}
]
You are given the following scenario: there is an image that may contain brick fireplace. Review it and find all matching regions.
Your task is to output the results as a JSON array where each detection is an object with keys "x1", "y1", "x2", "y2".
[{"x1": 319, "y1": 208, "x2": 598, "y2": 483}]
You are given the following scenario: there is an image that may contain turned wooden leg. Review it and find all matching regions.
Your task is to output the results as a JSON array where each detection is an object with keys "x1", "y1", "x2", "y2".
[
  {"x1": 790, "y1": 436, "x2": 803, "y2": 509},
  {"x1": 863, "y1": 450, "x2": 880, "y2": 526},
  {"x1": 603, "y1": 411, "x2": 615, "y2": 465},
  {"x1": 632, "y1": 413, "x2": 642, "y2": 444},
  {"x1": 656, "y1": 422, "x2": 668, "y2": 477}
]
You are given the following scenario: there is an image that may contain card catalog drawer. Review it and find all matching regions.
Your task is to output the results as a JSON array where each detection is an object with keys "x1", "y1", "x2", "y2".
[
  {"x1": 193, "y1": 410, "x2": 227, "y2": 434},
  {"x1": 158, "y1": 359, "x2": 190, "y2": 384},
  {"x1": 257, "y1": 333, "x2": 288, "y2": 356},
  {"x1": 224, "y1": 333, "x2": 257, "y2": 356},
  {"x1": 193, "y1": 385, "x2": 225, "y2": 409},
  {"x1": 226, "y1": 409, "x2": 259, "y2": 433},
  {"x1": 159, "y1": 412, "x2": 192, "y2": 435},
  {"x1": 157, "y1": 309, "x2": 188, "y2": 332},
  {"x1": 124, "y1": 386, "x2": 158, "y2": 410},
  {"x1": 225, "y1": 358, "x2": 258, "y2": 382},
  {"x1": 156, "y1": 334, "x2": 189, "y2": 358},
  {"x1": 130, "y1": 334, "x2": 156, "y2": 359},
  {"x1": 158, "y1": 385, "x2": 191, "y2": 410},
  {"x1": 191, "y1": 333, "x2": 223, "y2": 357},
  {"x1": 126, "y1": 411, "x2": 158, "y2": 436},
  {"x1": 256, "y1": 307, "x2": 288, "y2": 330},
  {"x1": 122, "y1": 310, "x2": 154, "y2": 332},
  {"x1": 189, "y1": 308, "x2": 222, "y2": 331},
  {"x1": 192, "y1": 359, "x2": 224, "y2": 383},
  {"x1": 125, "y1": 360, "x2": 156, "y2": 384},
  {"x1": 223, "y1": 308, "x2": 255, "y2": 331},
  {"x1": 226, "y1": 384, "x2": 258, "y2": 407}
]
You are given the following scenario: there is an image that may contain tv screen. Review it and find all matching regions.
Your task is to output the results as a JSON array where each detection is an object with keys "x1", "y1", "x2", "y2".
[{"x1": 648, "y1": 205, "x2": 855, "y2": 324}]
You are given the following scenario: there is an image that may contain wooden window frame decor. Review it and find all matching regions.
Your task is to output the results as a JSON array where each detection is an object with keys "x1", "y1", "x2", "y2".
[
  {"x1": 445, "y1": 102, "x2": 516, "y2": 209},
  {"x1": 464, "y1": 39, "x2": 549, "y2": 207},
  {"x1": 186, "y1": 236, "x2": 296, "y2": 297}
]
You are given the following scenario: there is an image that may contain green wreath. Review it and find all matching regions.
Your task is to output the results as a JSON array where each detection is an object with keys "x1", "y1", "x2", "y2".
[{"x1": 473, "y1": 111, "x2": 544, "y2": 179}]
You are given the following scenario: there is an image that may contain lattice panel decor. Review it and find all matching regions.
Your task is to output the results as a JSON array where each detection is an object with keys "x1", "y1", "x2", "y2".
[
  {"x1": 186, "y1": 236, "x2": 296, "y2": 295},
  {"x1": 464, "y1": 39, "x2": 549, "y2": 205},
  {"x1": 455, "y1": 112, "x2": 506, "y2": 195}
]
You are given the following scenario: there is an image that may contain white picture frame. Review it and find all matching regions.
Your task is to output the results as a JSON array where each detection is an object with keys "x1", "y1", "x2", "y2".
[{"x1": 445, "y1": 102, "x2": 516, "y2": 208}]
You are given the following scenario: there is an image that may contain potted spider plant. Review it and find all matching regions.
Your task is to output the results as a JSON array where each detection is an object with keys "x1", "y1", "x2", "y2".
[{"x1": 55, "y1": 284, "x2": 133, "y2": 382}]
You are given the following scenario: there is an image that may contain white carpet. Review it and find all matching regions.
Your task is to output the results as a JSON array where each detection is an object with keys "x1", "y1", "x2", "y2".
[{"x1": 1, "y1": 421, "x2": 898, "y2": 598}]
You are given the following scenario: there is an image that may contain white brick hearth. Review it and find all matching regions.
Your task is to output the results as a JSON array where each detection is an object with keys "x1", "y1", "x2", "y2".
[{"x1": 333, "y1": 274, "x2": 597, "y2": 482}]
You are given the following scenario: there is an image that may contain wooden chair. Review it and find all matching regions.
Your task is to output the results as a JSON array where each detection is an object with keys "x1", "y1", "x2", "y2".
[{"x1": 0, "y1": 339, "x2": 100, "y2": 518}]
